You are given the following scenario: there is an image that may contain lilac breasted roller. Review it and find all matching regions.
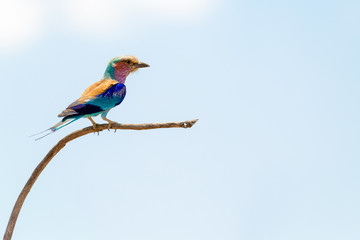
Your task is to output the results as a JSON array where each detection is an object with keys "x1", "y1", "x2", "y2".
[{"x1": 34, "y1": 55, "x2": 149, "y2": 140}]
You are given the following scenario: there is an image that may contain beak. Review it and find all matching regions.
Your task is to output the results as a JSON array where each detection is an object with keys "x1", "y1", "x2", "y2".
[{"x1": 135, "y1": 62, "x2": 150, "y2": 68}]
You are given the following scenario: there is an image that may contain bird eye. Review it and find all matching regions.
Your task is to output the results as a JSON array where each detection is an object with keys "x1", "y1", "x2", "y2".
[{"x1": 126, "y1": 60, "x2": 131, "y2": 64}]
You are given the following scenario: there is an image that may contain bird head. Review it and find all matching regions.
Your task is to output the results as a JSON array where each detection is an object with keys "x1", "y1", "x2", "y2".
[{"x1": 104, "y1": 55, "x2": 149, "y2": 82}]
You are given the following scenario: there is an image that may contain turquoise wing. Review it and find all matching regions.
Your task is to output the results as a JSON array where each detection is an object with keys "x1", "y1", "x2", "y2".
[{"x1": 59, "y1": 83, "x2": 126, "y2": 120}]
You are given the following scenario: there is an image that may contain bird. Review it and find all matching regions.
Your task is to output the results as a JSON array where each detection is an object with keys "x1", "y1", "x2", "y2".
[{"x1": 33, "y1": 55, "x2": 149, "y2": 140}]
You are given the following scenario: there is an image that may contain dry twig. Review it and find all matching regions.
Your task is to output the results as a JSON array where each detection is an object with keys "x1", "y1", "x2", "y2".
[{"x1": 3, "y1": 119, "x2": 198, "y2": 240}]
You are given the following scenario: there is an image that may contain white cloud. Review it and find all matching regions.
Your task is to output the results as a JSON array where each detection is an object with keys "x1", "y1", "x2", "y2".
[
  {"x1": 144, "y1": 0, "x2": 216, "y2": 20},
  {"x1": 0, "y1": 0, "x2": 216, "y2": 51},
  {"x1": 0, "y1": 0, "x2": 46, "y2": 52},
  {"x1": 61, "y1": 0, "x2": 130, "y2": 34},
  {"x1": 62, "y1": 0, "x2": 216, "y2": 36}
]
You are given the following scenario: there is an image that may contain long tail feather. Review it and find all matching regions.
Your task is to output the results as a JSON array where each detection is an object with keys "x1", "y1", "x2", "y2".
[
  {"x1": 31, "y1": 117, "x2": 80, "y2": 141},
  {"x1": 29, "y1": 129, "x2": 51, "y2": 137},
  {"x1": 33, "y1": 129, "x2": 54, "y2": 141}
]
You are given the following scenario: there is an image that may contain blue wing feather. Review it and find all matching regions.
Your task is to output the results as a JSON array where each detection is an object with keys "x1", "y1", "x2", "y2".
[{"x1": 62, "y1": 83, "x2": 126, "y2": 120}]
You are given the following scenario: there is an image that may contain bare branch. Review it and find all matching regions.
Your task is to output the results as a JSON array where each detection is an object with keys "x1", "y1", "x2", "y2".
[{"x1": 3, "y1": 119, "x2": 198, "y2": 240}]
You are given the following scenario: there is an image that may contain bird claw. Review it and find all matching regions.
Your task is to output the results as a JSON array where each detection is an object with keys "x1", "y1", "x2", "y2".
[
  {"x1": 101, "y1": 116, "x2": 117, "y2": 131},
  {"x1": 92, "y1": 124, "x2": 100, "y2": 135},
  {"x1": 106, "y1": 121, "x2": 117, "y2": 130}
]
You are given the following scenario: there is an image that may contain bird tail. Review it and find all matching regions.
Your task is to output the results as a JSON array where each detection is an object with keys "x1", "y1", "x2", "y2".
[{"x1": 30, "y1": 117, "x2": 79, "y2": 141}]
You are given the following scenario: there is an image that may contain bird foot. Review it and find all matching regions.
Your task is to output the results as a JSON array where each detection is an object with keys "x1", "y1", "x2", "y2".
[
  {"x1": 101, "y1": 116, "x2": 118, "y2": 131},
  {"x1": 106, "y1": 120, "x2": 117, "y2": 131},
  {"x1": 92, "y1": 124, "x2": 100, "y2": 135},
  {"x1": 88, "y1": 117, "x2": 100, "y2": 135}
]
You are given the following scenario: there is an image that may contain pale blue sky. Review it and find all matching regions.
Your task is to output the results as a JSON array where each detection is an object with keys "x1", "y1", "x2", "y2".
[{"x1": 1, "y1": 0, "x2": 359, "y2": 239}]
